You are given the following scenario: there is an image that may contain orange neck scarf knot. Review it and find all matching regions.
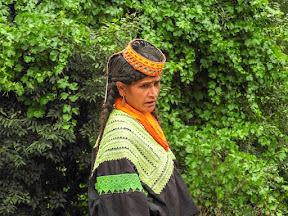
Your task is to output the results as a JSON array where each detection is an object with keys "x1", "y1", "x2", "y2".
[{"x1": 115, "y1": 98, "x2": 169, "y2": 151}]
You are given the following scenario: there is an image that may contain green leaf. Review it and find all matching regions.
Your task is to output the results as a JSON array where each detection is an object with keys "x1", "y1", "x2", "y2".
[
  {"x1": 63, "y1": 104, "x2": 71, "y2": 113},
  {"x1": 72, "y1": 119, "x2": 77, "y2": 126},
  {"x1": 49, "y1": 50, "x2": 59, "y2": 61},
  {"x1": 69, "y1": 94, "x2": 78, "y2": 102},
  {"x1": 62, "y1": 123, "x2": 70, "y2": 130},
  {"x1": 72, "y1": 108, "x2": 79, "y2": 115},
  {"x1": 60, "y1": 92, "x2": 69, "y2": 100},
  {"x1": 69, "y1": 82, "x2": 78, "y2": 91},
  {"x1": 63, "y1": 114, "x2": 72, "y2": 121}
]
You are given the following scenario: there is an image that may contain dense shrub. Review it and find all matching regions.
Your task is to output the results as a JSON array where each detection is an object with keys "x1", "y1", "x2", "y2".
[
  {"x1": 0, "y1": 1, "x2": 139, "y2": 215},
  {"x1": 0, "y1": 0, "x2": 287, "y2": 215},
  {"x1": 138, "y1": 0, "x2": 288, "y2": 215}
]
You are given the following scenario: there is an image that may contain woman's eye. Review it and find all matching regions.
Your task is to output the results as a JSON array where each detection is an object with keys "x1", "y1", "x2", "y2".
[
  {"x1": 140, "y1": 84, "x2": 147, "y2": 88},
  {"x1": 155, "y1": 81, "x2": 160, "y2": 86}
]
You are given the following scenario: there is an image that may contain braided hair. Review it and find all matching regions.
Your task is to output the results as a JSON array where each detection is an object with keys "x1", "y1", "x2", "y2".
[{"x1": 98, "y1": 54, "x2": 146, "y2": 142}]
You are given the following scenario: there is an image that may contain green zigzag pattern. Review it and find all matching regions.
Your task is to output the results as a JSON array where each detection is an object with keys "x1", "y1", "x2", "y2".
[
  {"x1": 93, "y1": 109, "x2": 176, "y2": 194},
  {"x1": 95, "y1": 173, "x2": 144, "y2": 194}
]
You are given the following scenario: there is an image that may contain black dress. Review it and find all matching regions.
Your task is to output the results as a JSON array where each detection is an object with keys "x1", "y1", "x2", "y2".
[{"x1": 88, "y1": 110, "x2": 199, "y2": 216}]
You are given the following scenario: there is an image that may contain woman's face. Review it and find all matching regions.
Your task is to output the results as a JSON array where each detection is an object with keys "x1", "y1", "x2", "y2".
[{"x1": 117, "y1": 76, "x2": 161, "y2": 113}]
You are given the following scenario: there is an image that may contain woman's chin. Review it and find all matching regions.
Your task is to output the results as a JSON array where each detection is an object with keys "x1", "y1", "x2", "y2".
[{"x1": 144, "y1": 105, "x2": 155, "y2": 113}]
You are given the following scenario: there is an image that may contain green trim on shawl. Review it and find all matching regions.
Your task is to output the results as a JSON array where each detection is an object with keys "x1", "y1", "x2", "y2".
[
  {"x1": 93, "y1": 109, "x2": 176, "y2": 194},
  {"x1": 95, "y1": 173, "x2": 143, "y2": 194}
]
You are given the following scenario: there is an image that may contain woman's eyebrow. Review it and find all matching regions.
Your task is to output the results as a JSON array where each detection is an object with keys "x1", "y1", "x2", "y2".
[
  {"x1": 140, "y1": 79, "x2": 161, "y2": 85},
  {"x1": 140, "y1": 81, "x2": 153, "y2": 85}
]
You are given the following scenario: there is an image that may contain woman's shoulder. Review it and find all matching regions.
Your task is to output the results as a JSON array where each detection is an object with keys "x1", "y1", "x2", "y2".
[
  {"x1": 99, "y1": 109, "x2": 147, "y2": 147},
  {"x1": 105, "y1": 109, "x2": 146, "y2": 133}
]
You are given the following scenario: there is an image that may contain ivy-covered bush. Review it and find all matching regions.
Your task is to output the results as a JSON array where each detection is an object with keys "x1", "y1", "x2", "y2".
[
  {"x1": 0, "y1": 1, "x2": 138, "y2": 215},
  {"x1": 0, "y1": 0, "x2": 287, "y2": 215},
  {"x1": 137, "y1": 0, "x2": 288, "y2": 215}
]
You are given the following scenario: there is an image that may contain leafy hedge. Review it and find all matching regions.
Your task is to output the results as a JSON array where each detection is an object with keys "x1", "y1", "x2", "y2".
[
  {"x1": 0, "y1": 0, "x2": 287, "y2": 215},
  {"x1": 0, "y1": 1, "x2": 138, "y2": 215},
  {"x1": 137, "y1": 0, "x2": 288, "y2": 215}
]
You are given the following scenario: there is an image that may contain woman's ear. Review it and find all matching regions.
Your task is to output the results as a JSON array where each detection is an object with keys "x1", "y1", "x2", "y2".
[{"x1": 116, "y1": 81, "x2": 126, "y2": 97}]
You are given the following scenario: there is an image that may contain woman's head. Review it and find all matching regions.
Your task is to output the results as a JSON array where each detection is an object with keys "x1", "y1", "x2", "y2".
[{"x1": 105, "y1": 39, "x2": 165, "y2": 112}]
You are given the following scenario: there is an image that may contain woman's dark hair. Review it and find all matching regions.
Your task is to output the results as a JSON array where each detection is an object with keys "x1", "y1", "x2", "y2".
[{"x1": 98, "y1": 40, "x2": 165, "y2": 145}]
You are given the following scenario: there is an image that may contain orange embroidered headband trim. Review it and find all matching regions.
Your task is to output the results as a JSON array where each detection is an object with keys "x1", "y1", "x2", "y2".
[
  {"x1": 122, "y1": 39, "x2": 166, "y2": 76},
  {"x1": 105, "y1": 39, "x2": 166, "y2": 76}
]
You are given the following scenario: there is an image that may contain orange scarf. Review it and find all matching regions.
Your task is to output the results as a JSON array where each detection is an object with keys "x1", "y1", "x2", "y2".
[{"x1": 115, "y1": 98, "x2": 169, "y2": 151}]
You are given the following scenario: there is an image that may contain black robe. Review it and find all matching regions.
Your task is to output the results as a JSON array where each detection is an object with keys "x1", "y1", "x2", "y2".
[{"x1": 89, "y1": 158, "x2": 199, "y2": 216}]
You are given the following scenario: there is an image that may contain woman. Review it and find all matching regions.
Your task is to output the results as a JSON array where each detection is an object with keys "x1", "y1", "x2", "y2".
[{"x1": 89, "y1": 39, "x2": 199, "y2": 216}]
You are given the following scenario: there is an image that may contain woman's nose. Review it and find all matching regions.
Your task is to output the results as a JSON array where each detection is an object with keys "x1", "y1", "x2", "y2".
[{"x1": 149, "y1": 86, "x2": 159, "y2": 97}]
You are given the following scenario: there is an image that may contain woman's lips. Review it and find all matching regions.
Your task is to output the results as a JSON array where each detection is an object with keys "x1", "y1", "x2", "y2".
[{"x1": 145, "y1": 101, "x2": 156, "y2": 106}]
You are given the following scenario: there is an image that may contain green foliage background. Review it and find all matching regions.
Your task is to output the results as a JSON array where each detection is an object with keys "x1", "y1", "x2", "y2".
[{"x1": 0, "y1": 0, "x2": 287, "y2": 215}]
